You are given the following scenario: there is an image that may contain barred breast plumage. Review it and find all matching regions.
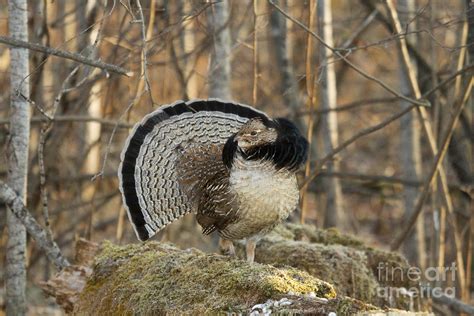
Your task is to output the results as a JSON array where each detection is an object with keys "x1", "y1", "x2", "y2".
[{"x1": 118, "y1": 99, "x2": 308, "y2": 262}]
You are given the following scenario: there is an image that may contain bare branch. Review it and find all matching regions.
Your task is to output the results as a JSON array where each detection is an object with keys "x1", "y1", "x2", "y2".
[
  {"x1": 134, "y1": 0, "x2": 154, "y2": 104},
  {"x1": 340, "y1": 9, "x2": 379, "y2": 49},
  {"x1": 297, "y1": 97, "x2": 400, "y2": 115},
  {"x1": 391, "y1": 78, "x2": 473, "y2": 250},
  {"x1": 422, "y1": 63, "x2": 474, "y2": 98},
  {"x1": 385, "y1": 0, "x2": 468, "y2": 299},
  {"x1": 268, "y1": 0, "x2": 429, "y2": 107},
  {"x1": 38, "y1": 67, "x2": 79, "y2": 241},
  {"x1": 301, "y1": 104, "x2": 415, "y2": 191},
  {"x1": 300, "y1": 0, "x2": 317, "y2": 224},
  {"x1": 0, "y1": 115, "x2": 133, "y2": 128},
  {"x1": 0, "y1": 181, "x2": 70, "y2": 270},
  {"x1": 431, "y1": 291, "x2": 474, "y2": 315},
  {"x1": 92, "y1": 91, "x2": 146, "y2": 181},
  {"x1": 252, "y1": 0, "x2": 259, "y2": 106},
  {"x1": 0, "y1": 35, "x2": 133, "y2": 76},
  {"x1": 359, "y1": 0, "x2": 462, "y2": 99},
  {"x1": 320, "y1": 171, "x2": 471, "y2": 193}
]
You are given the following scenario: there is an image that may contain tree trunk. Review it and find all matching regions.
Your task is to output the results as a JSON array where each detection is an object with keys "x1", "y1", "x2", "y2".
[
  {"x1": 75, "y1": 0, "x2": 99, "y2": 172},
  {"x1": 465, "y1": 0, "x2": 474, "y2": 295},
  {"x1": 180, "y1": 0, "x2": 198, "y2": 99},
  {"x1": 318, "y1": 0, "x2": 345, "y2": 229},
  {"x1": 467, "y1": 0, "x2": 474, "y2": 60},
  {"x1": 6, "y1": 0, "x2": 30, "y2": 314},
  {"x1": 76, "y1": 0, "x2": 100, "y2": 239},
  {"x1": 205, "y1": 0, "x2": 232, "y2": 248},
  {"x1": 208, "y1": 0, "x2": 231, "y2": 100},
  {"x1": 269, "y1": 0, "x2": 300, "y2": 122},
  {"x1": 270, "y1": 0, "x2": 316, "y2": 224},
  {"x1": 397, "y1": 0, "x2": 425, "y2": 267},
  {"x1": 30, "y1": 0, "x2": 47, "y2": 107}
]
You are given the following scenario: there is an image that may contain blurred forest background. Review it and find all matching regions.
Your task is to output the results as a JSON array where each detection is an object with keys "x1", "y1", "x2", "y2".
[{"x1": 0, "y1": 0, "x2": 472, "y2": 314}]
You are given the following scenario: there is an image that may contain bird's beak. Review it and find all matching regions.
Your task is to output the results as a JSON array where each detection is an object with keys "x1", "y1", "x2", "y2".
[{"x1": 235, "y1": 135, "x2": 251, "y2": 150}]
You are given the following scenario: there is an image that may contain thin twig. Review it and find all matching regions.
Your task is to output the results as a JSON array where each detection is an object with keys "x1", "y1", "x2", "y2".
[
  {"x1": 135, "y1": 0, "x2": 154, "y2": 104},
  {"x1": 169, "y1": 38, "x2": 189, "y2": 99},
  {"x1": 390, "y1": 78, "x2": 472, "y2": 253},
  {"x1": 52, "y1": 192, "x2": 118, "y2": 216},
  {"x1": 301, "y1": 104, "x2": 415, "y2": 191},
  {"x1": 115, "y1": 203, "x2": 126, "y2": 243},
  {"x1": 359, "y1": 0, "x2": 461, "y2": 100},
  {"x1": 422, "y1": 63, "x2": 474, "y2": 98},
  {"x1": 300, "y1": 0, "x2": 317, "y2": 224},
  {"x1": 385, "y1": 0, "x2": 467, "y2": 301},
  {"x1": 318, "y1": 171, "x2": 421, "y2": 188},
  {"x1": 428, "y1": 0, "x2": 442, "y2": 272},
  {"x1": 316, "y1": 171, "x2": 469, "y2": 194},
  {"x1": 340, "y1": 9, "x2": 378, "y2": 49},
  {"x1": 92, "y1": 90, "x2": 146, "y2": 181},
  {"x1": 252, "y1": 0, "x2": 259, "y2": 106},
  {"x1": 297, "y1": 96, "x2": 400, "y2": 115},
  {"x1": 38, "y1": 67, "x2": 79, "y2": 238},
  {"x1": 434, "y1": 13, "x2": 470, "y2": 275},
  {"x1": 454, "y1": 21, "x2": 469, "y2": 98},
  {"x1": 0, "y1": 115, "x2": 133, "y2": 128},
  {"x1": 268, "y1": 0, "x2": 429, "y2": 107},
  {"x1": 0, "y1": 35, "x2": 132, "y2": 76}
]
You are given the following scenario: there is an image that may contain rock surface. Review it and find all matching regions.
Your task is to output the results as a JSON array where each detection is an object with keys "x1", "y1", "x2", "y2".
[
  {"x1": 76, "y1": 241, "x2": 347, "y2": 314},
  {"x1": 42, "y1": 224, "x2": 433, "y2": 315},
  {"x1": 241, "y1": 224, "x2": 424, "y2": 310}
]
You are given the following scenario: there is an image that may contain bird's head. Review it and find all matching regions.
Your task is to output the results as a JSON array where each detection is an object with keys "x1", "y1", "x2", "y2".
[
  {"x1": 223, "y1": 117, "x2": 308, "y2": 170},
  {"x1": 234, "y1": 118, "x2": 278, "y2": 151}
]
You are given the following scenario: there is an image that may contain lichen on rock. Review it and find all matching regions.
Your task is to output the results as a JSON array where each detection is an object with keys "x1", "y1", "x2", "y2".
[
  {"x1": 76, "y1": 241, "x2": 339, "y2": 314},
  {"x1": 236, "y1": 223, "x2": 425, "y2": 311}
]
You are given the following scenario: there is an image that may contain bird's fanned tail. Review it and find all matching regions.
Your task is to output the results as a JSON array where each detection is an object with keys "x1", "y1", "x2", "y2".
[{"x1": 118, "y1": 99, "x2": 270, "y2": 241}]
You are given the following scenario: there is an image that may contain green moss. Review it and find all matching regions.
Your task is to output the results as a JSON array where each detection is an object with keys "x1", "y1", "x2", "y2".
[
  {"x1": 253, "y1": 239, "x2": 379, "y2": 304},
  {"x1": 239, "y1": 223, "x2": 424, "y2": 311},
  {"x1": 73, "y1": 224, "x2": 429, "y2": 314},
  {"x1": 76, "y1": 241, "x2": 337, "y2": 315}
]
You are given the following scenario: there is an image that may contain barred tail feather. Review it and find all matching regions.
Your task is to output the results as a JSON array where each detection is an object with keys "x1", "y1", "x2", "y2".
[{"x1": 118, "y1": 99, "x2": 269, "y2": 241}]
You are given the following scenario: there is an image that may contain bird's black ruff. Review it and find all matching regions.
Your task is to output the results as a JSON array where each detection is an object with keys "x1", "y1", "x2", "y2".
[
  {"x1": 120, "y1": 99, "x2": 270, "y2": 240},
  {"x1": 222, "y1": 118, "x2": 309, "y2": 171}
]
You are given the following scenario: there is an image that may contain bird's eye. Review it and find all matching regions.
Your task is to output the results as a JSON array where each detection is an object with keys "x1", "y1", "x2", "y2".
[{"x1": 250, "y1": 131, "x2": 258, "y2": 136}]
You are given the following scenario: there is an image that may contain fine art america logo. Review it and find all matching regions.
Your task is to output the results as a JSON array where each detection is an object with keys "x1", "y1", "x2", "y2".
[{"x1": 376, "y1": 262, "x2": 457, "y2": 299}]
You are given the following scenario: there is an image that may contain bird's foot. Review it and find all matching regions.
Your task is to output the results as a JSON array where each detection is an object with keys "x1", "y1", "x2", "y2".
[
  {"x1": 219, "y1": 238, "x2": 236, "y2": 258},
  {"x1": 246, "y1": 239, "x2": 257, "y2": 263}
]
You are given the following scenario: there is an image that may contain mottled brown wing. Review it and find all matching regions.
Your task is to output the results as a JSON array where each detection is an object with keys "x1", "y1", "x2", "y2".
[{"x1": 176, "y1": 143, "x2": 237, "y2": 234}]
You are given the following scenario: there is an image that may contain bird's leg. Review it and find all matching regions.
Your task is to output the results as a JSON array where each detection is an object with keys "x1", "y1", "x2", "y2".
[
  {"x1": 246, "y1": 239, "x2": 257, "y2": 263},
  {"x1": 219, "y1": 238, "x2": 236, "y2": 257}
]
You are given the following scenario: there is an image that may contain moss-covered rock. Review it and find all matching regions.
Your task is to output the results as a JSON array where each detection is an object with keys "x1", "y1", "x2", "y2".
[
  {"x1": 234, "y1": 223, "x2": 424, "y2": 311},
  {"x1": 76, "y1": 241, "x2": 348, "y2": 314},
  {"x1": 68, "y1": 224, "x2": 431, "y2": 315}
]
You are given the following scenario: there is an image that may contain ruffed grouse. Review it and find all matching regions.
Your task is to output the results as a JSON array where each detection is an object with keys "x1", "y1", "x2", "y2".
[{"x1": 118, "y1": 99, "x2": 308, "y2": 262}]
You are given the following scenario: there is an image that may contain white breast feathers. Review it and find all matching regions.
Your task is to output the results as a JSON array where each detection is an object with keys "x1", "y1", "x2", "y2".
[{"x1": 227, "y1": 155, "x2": 299, "y2": 238}]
